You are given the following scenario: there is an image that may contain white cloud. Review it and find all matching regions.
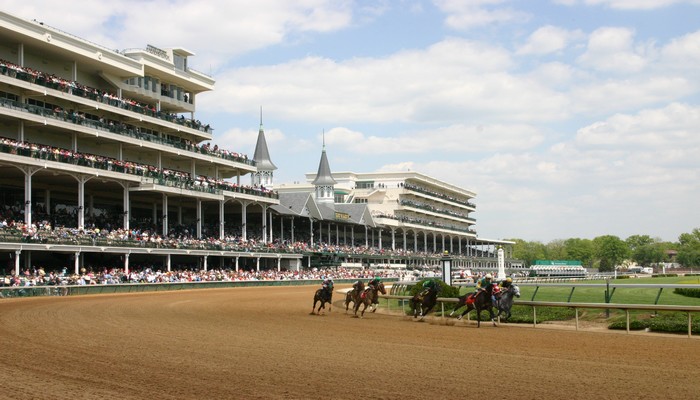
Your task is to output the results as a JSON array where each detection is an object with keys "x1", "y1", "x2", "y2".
[
  {"x1": 564, "y1": 0, "x2": 700, "y2": 10},
  {"x1": 0, "y1": 0, "x2": 355, "y2": 70},
  {"x1": 577, "y1": 27, "x2": 649, "y2": 73},
  {"x1": 517, "y1": 25, "x2": 584, "y2": 55},
  {"x1": 433, "y1": 0, "x2": 530, "y2": 30},
  {"x1": 324, "y1": 123, "x2": 544, "y2": 155}
]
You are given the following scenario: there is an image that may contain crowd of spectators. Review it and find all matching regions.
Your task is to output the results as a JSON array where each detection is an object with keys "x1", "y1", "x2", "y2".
[
  {"x1": 0, "y1": 136, "x2": 276, "y2": 198},
  {"x1": 0, "y1": 58, "x2": 255, "y2": 165},
  {"x1": 1, "y1": 265, "x2": 415, "y2": 290},
  {"x1": 0, "y1": 58, "x2": 209, "y2": 132},
  {"x1": 403, "y1": 183, "x2": 476, "y2": 208},
  {"x1": 372, "y1": 211, "x2": 476, "y2": 234}
]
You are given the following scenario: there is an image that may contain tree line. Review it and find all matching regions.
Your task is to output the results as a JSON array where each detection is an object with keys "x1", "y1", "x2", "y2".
[{"x1": 507, "y1": 228, "x2": 700, "y2": 272}]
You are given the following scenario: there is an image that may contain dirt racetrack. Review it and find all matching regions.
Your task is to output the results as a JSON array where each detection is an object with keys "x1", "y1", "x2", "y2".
[{"x1": 0, "y1": 285, "x2": 699, "y2": 400}]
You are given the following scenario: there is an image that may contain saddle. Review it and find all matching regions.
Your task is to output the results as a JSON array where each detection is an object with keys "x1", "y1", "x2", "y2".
[{"x1": 466, "y1": 293, "x2": 476, "y2": 305}]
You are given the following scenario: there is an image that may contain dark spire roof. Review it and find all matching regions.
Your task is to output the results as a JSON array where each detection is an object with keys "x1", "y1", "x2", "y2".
[
  {"x1": 252, "y1": 107, "x2": 277, "y2": 171},
  {"x1": 312, "y1": 137, "x2": 337, "y2": 186}
]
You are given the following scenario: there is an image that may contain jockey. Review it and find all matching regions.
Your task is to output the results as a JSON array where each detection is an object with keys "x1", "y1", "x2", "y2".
[
  {"x1": 420, "y1": 278, "x2": 440, "y2": 296},
  {"x1": 474, "y1": 273, "x2": 493, "y2": 300},
  {"x1": 352, "y1": 279, "x2": 365, "y2": 294},
  {"x1": 368, "y1": 276, "x2": 381, "y2": 289},
  {"x1": 321, "y1": 277, "x2": 333, "y2": 292},
  {"x1": 499, "y1": 277, "x2": 513, "y2": 290}
]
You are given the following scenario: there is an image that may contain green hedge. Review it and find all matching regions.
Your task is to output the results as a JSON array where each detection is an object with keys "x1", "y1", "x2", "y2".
[
  {"x1": 608, "y1": 313, "x2": 699, "y2": 334},
  {"x1": 674, "y1": 288, "x2": 700, "y2": 298}
]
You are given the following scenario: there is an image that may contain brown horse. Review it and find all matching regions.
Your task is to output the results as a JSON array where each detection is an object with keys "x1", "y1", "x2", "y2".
[
  {"x1": 353, "y1": 282, "x2": 386, "y2": 318},
  {"x1": 409, "y1": 285, "x2": 439, "y2": 320},
  {"x1": 449, "y1": 283, "x2": 497, "y2": 327},
  {"x1": 311, "y1": 286, "x2": 333, "y2": 315},
  {"x1": 345, "y1": 281, "x2": 365, "y2": 313}
]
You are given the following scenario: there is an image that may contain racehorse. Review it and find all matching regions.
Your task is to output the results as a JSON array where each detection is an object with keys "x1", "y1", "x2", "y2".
[
  {"x1": 311, "y1": 286, "x2": 333, "y2": 315},
  {"x1": 353, "y1": 282, "x2": 386, "y2": 318},
  {"x1": 409, "y1": 285, "x2": 439, "y2": 320},
  {"x1": 494, "y1": 284, "x2": 520, "y2": 321},
  {"x1": 449, "y1": 283, "x2": 498, "y2": 327},
  {"x1": 345, "y1": 281, "x2": 365, "y2": 313}
]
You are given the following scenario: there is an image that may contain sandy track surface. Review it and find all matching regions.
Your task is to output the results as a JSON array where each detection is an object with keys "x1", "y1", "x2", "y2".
[{"x1": 0, "y1": 285, "x2": 698, "y2": 400}]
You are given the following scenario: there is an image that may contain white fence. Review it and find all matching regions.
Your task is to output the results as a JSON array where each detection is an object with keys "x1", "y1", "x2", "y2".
[{"x1": 378, "y1": 294, "x2": 700, "y2": 338}]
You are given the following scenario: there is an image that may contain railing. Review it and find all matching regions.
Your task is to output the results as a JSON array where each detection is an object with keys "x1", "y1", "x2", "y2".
[
  {"x1": 0, "y1": 95, "x2": 254, "y2": 166},
  {"x1": 0, "y1": 138, "x2": 277, "y2": 200},
  {"x1": 0, "y1": 62, "x2": 214, "y2": 134},
  {"x1": 404, "y1": 183, "x2": 476, "y2": 208},
  {"x1": 378, "y1": 293, "x2": 700, "y2": 338}
]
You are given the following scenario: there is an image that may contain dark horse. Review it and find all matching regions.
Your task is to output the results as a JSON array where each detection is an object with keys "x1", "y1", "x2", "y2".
[
  {"x1": 345, "y1": 281, "x2": 365, "y2": 313},
  {"x1": 449, "y1": 283, "x2": 498, "y2": 327},
  {"x1": 311, "y1": 286, "x2": 333, "y2": 315},
  {"x1": 409, "y1": 285, "x2": 439, "y2": 320},
  {"x1": 353, "y1": 282, "x2": 386, "y2": 318}
]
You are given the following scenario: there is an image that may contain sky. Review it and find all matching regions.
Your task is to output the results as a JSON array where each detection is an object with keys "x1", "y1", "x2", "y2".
[{"x1": 3, "y1": 0, "x2": 699, "y2": 243}]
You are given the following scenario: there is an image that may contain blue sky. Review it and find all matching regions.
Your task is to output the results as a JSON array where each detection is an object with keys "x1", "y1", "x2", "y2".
[{"x1": 4, "y1": 0, "x2": 699, "y2": 243}]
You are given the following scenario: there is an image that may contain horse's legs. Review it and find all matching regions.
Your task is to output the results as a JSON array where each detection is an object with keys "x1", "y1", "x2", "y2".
[{"x1": 458, "y1": 304, "x2": 472, "y2": 320}]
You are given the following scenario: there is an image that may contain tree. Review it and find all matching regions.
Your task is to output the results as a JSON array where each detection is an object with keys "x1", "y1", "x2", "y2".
[
  {"x1": 592, "y1": 235, "x2": 629, "y2": 272},
  {"x1": 509, "y1": 239, "x2": 546, "y2": 267},
  {"x1": 677, "y1": 229, "x2": 700, "y2": 268},
  {"x1": 544, "y1": 239, "x2": 568, "y2": 260},
  {"x1": 626, "y1": 235, "x2": 665, "y2": 267},
  {"x1": 564, "y1": 238, "x2": 594, "y2": 268}
]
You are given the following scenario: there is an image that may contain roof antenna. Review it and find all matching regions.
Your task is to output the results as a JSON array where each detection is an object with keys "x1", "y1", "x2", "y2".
[
  {"x1": 259, "y1": 106, "x2": 263, "y2": 129},
  {"x1": 322, "y1": 129, "x2": 325, "y2": 149}
]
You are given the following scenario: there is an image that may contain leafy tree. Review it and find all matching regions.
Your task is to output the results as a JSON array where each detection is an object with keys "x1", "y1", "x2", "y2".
[
  {"x1": 626, "y1": 235, "x2": 665, "y2": 267},
  {"x1": 592, "y1": 235, "x2": 629, "y2": 272},
  {"x1": 563, "y1": 238, "x2": 594, "y2": 267},
  {"x1": 677, "y1": 229, "x2": 700, "y2": 267},
  {"x1": 509, "y1": 239, "x2": 546, "y2": 267},
  {"x1": 544, "y1": 239, "x2": 568, "y2": 260}
]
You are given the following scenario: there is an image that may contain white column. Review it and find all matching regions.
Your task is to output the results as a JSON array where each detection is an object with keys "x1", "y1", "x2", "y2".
[
  {"x1": 23, "y1": 168, "x2": 35, "y2": 226},
  {"x1": 261, "y1": 205, "x2": 267, "y2": 243},
  {"x1": 403, "y1": 230, "x2": 407, "y2": 251},
  {"x1": 166, "y1": 254, "x2": 171, "y2": 272},
  {"x1": 277, "y1": 257, "x2": 281, "y2": 272},
  {"x1": 77, "y1": 176, "x2": 87, "y2": 230},
  {"x1": 309, "y1": 219, "x2": 314, "y2": 246},
  {"x1": 414, "y1": 231, "x2": 418, "y2": 253},
  {"x1": 327, "y1": 222, "x2": 331, "y2": 244},
  {"x1": 256, "y1": 257, "x2": 260, "y2": 272},
  {"x1": 74, "y1": 252, "x2": 80, "y2": 275},
  {"x1": 14, "y1": 250, "x2": 21, "y2": 276},
  {"x1": 378, "y1": 229, "x2": 382, "y2": 250},
  {"x1": 364, "y1": 225, "x2": 368, "y2": 248},
  {"x1": 162, "y1": 194, "x2": 168, "y2": 237},
  {"x1": 123, "y1": 184, "x2": 130, "y2": 230},
  {"x1": 391, "y1": 228, "x2": 396, "y2": 250},
  {"x1": 196, "y1": 199, "x2": 202, "y2": 239},
  {"x1": 497, "y1": 247, "x2": 505, "y2": 280},
  {"x1": 235, "y1": 257, "x2": 239, "y2": 272},
  {"x1": 241, "y1": 201, "x2": 248, "y2": 242},
  {"x1": 219, "y1": 200, "x2": 225, "y2": 240},
  {"x1": 269, "y1": 210, "x2": 273, "y2": 243},
  {"x1": 203, "y1": 256, "x2": 208, "y2": 272},
  {"x1": 291, "y1": 218, "x2": 295, "y2": 243},
  {"x1": 124, "y1": 253, "x2": 130, "y2": 274}
]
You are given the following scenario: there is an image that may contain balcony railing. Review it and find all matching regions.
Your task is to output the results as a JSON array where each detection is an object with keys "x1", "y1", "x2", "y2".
[
  {"x1": 0, "y1": 96, "x2": 254, "y2": 166},
  {"x1": 0, "y1": 137, "x2": 278, "y2": 200}
]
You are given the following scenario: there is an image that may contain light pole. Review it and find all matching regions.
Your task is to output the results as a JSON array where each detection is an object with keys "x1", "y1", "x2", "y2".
[{"x1": 441, "y1": 251, "x2": 453, "y2": 286}]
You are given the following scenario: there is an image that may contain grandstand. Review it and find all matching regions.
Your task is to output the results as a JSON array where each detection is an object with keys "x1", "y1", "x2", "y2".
[{"x1": 0, "y1": 10, "x2": 521, "y2": 278}]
